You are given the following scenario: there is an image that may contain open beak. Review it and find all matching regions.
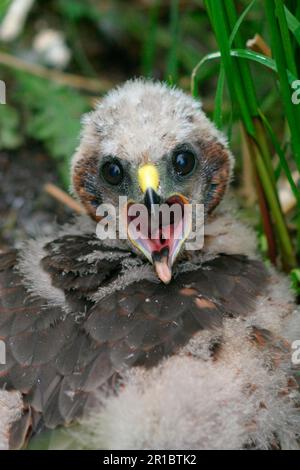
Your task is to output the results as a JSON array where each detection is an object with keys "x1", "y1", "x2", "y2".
[{"x1": 127, "y1": 164, "x2": 192, "y2": 284}]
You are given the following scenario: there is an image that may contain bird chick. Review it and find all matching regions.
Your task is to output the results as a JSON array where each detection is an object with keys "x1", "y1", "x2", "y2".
[
  {"x1": 72, "y1": 80, "x2": 233, "y2": 283},
  {"x1": 0, "y1": 79, "x2": 299, "y2": 450}
]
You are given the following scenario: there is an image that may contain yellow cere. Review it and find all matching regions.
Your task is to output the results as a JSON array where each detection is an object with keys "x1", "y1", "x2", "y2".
[{"x1": 138, "y1": 164, "x2": 159, "y2": 193}]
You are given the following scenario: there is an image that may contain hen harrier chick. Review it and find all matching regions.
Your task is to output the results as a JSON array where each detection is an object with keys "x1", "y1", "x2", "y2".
[{"x1": 0, "y1": 80, "x2": 299, "y2": 450}]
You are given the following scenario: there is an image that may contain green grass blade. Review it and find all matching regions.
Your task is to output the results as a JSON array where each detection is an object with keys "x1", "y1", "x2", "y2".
[
  {"x1": 212, "y1": 0, "x2": 257, "y2": 129},
  {"x1": 255, "y1": 144, "x2": 296, "y2": 268},
  {"x1": 258, "y1": 110, "x2": 300, "y2": 207},
  {"x1": 230, "y1": 49, "x2": 297, "y2": 83},
  {"x1": 284, "y1": 5, "x2": 300, "y2": 47},
  {"x1": 191, "y1": 52, "x2": 221, "y2": 96},
  {"x1": 265, "y1": 0, "x2": 300, "y2": 171},
  {"x1": 228, "y1": 0, "x2": 256, "y2": 43},
  {"x1": 141, "y1": 0, "x2": 160, "y2": 77},
  {"x1": 213, "y1": 65, "x2": 225, "y2": 129},
  {"x1": 201, "y1": 0, "x2": 297, "y2": 271},
  {"x1": 224, "y1": 0, "x2": 258, "y2": 116},
  {"x1": 204, "y1": 1, "x2": 255, "y2": 135},
  {"x1": 165, "y1": 0, "x2": 180, "y2": 84},
  {"x1": 192, "y1": 49, "x2": 297, "y2": 90},
  {"x1": 0, "y1": 0, "x2": 9, "y2": 19},
  {"x1": 275, "y1": 0, "x2": 298, "y2": 77}
]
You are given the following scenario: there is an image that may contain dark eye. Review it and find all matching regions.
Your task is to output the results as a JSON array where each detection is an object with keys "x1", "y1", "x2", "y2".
[
  {"x1": 101, "y1": 160, "x2": 124, "y2": 185},
  {"x1": 172, "y1": 150, "x2": 195, "y2": 176}
]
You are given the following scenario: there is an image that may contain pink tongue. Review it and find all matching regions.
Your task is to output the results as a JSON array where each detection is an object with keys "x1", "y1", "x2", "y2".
[{"x1": 154, "y1": 257, "x2": 172, "y2": 284}]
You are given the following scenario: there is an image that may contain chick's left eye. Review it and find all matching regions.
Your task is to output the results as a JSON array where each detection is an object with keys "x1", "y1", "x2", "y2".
[
  {"x1": 101, "y1": 161, "x2": 124, "y2": 185},
  {"x1": 172, "y1": 150, "x2": 195, "y2": 176}
]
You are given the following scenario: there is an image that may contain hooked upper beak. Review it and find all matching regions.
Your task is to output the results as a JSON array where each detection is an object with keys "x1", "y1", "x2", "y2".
[
  {"x1": 127, "y1": 164, "x2": 192, "y2": 284},
  {"x1": 144, "y1": 187, "x2": 161, "y2": 215}
]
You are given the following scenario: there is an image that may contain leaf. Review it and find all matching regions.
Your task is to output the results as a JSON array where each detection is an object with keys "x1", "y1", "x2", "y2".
[
  {"x1": 192, "y1": 49, "x2": 297, "y2": 91},
  {"x1": 0, "y1": 104, "x2": 23, "y2": 150},
  {"x1": 13, "y1": 73, "x2": 90, "y2": 187},
  {"x1": 212, "y1": 0, "x2": 257, "y2": 128},
  {"x1": 258, "y1": 109, "x2": 300, "y2": 207},
  {"x1": 165, "y1": 0, "x2": 180, "y2": 84},
  {"x1": 291, "y1": 268, "x2": 300, "y2": 295},
  {"x1": 213, "y1": 66, "x2": 225, "y2": 129},
  {"x1": 228, "y1": 0, "x2": 256, "y2": 45},
  {"x1": 284, "y1": 5, "x2": 300, "y2": 47},
  {"x1": 57, "y1": 0, "x2": 100, "y2": 22},
  {"x1": 0, "y1": 0, "x2": 10, "y2": 20},
  {"x1": 141, "y1": 0, "x2": 160, "y2": 77}
]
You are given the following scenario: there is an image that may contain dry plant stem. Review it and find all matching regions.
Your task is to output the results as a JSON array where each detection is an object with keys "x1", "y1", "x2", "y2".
[
  {"x1": 0, "y1": 51, "x2": 113, "y2": 93},
  {"x1": 253, "y1": 117, "x2": 277, "y2": 192},
  {"x1": 245, "y1": 128, "x2": 296, "y2": 270},
  {"x1": 246, "y1": 34, "x2": 272, "y2": 57},
  {"x1": 44, "y1": 183, "x2": 86, "y2": 215},
  {"x1": 255, "y1": 171, "x2": 278, "y2": 265},
  {"x1": 240, "y1": 122, "x2": 256, "y2": 205},
  {"x1": 242, "y1": 127, "x2": 277, "y2": 265}
]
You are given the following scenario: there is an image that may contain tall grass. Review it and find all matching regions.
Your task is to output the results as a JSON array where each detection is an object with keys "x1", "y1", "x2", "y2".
[{"x1": 193, "y1": 0, "x2": 300, "y2": 280}]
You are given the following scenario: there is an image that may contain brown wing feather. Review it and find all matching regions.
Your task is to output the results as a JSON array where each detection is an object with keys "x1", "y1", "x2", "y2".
[{"x1": 0, "y1": 236, "x2": 269, "y2": 448}]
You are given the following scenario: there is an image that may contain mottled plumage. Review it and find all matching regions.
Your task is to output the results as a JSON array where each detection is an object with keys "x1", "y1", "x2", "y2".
[
  {"x1": 0, "y1": 232, "x2": 268, "y2": 446},
  {"x1": 0, "y1": 79, "x2": 299, "y2": 450}
]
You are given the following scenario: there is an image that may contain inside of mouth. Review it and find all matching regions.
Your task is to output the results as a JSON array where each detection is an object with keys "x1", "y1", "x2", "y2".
[{"x1": 127, "y1": 195, "x2": 186, "y2": 263}]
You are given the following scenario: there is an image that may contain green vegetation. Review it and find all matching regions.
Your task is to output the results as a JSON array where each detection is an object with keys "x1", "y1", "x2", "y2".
[{"x1": 0, "y1": 0, "x2": 299, "y2": 289}]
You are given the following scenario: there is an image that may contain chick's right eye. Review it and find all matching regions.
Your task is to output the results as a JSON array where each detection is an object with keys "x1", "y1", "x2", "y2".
[
  {"x1": 172, "y1": 150, "x2": 196, "y2": 177},
  {"x1": 101, "y1": 161, "x2": 124, "y2": 185}
]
